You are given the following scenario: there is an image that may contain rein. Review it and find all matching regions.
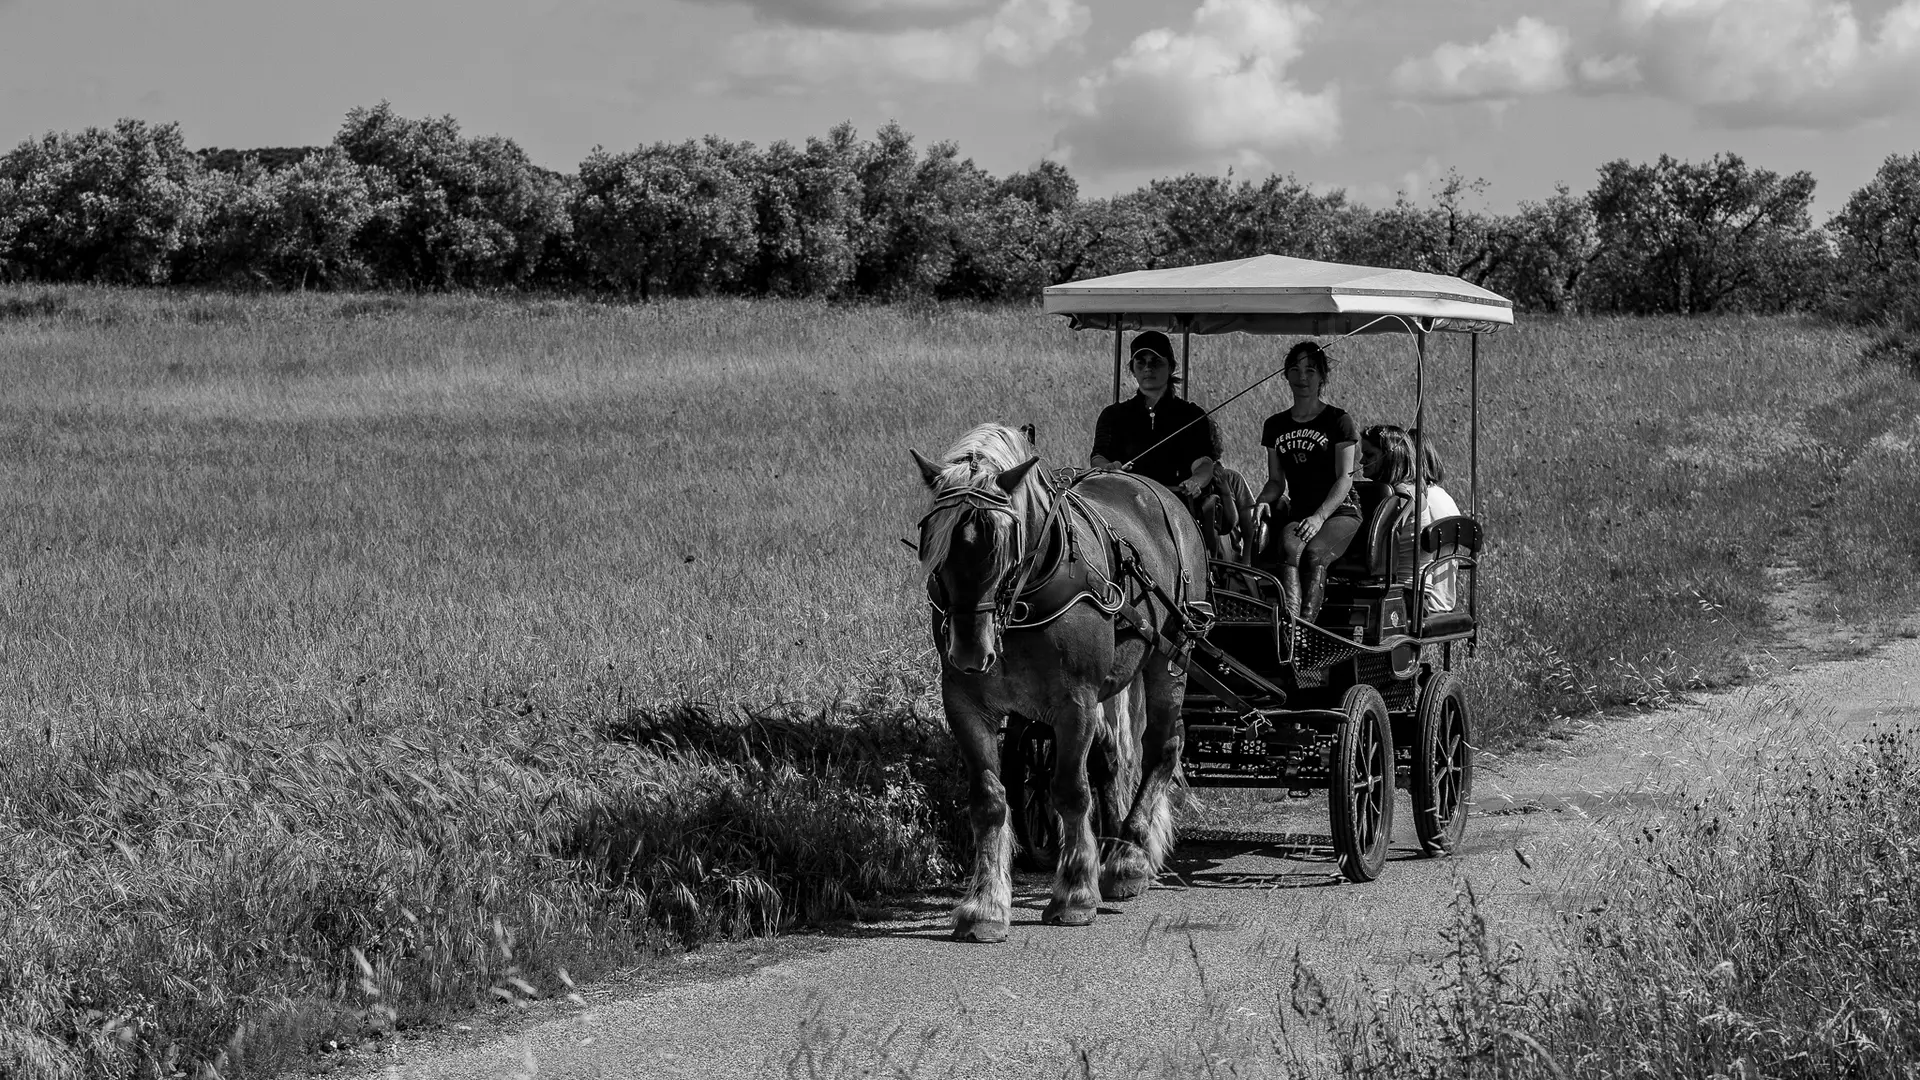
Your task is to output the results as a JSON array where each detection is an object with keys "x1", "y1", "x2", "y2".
[{"x1": 1118, "y1": 314, "x2": 1400, "y2": 472}]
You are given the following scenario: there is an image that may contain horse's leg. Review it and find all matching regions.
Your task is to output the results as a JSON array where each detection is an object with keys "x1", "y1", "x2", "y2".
[
  {"x1": 944, "y1": 688, "x2": 1013, "y2": 943},
  {"x1": 1042, "y1": 695, "x2": 1103, "y2": 926},
  {"x1": 1107, "y1": 663, "x2": 1185, "y2": 899}
]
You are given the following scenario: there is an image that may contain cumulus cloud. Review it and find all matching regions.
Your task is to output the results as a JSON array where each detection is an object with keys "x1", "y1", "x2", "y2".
[
  {"x1": 1390, "y1": 17, "x2": 1577, "y2": 102},
  {"x1": 720, "y1": 0, "x2": 1089, "y2": 87},
  {"x1": 1054, "y1": 0, "x2": 1339, "y2": 174},
  {"x1": 1385, "y1": 0, "x2": 1920, "y2": 126},
  {"x1": 1612, "y1": 0, "x2": 1920, "y2": 126}
]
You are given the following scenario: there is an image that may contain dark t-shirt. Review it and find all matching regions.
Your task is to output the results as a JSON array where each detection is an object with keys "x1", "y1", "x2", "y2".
[
  {"x1": 1092, "y1": 393, "x2": 1223, "y2": 490},
  {"x1": 1260, "y1": 404, "x2": 1361, "y2": 520}
]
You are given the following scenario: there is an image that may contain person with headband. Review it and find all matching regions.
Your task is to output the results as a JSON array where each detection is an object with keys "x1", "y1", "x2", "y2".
[
  {"x1": 1249, "y1": 340, "x2": 1361, "y2": 624},
  {"x1": 1090, "y1": 330, "x2": 1222, "y2": 506}
]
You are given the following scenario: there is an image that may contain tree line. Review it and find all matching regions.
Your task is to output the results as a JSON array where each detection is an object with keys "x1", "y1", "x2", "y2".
[{"x1": 0, "y1": 104, "x2": 1915, "y2": 330}]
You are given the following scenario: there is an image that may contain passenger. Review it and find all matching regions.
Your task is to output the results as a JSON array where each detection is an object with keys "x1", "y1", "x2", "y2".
[
  {"x1": 1202, "y1": 458, "x2": 1257, "y2": 563},
  {"x1": 1408, "y1": 427, "x2": 1462, "y2": 521},
  {"x1": 1360, "y1": 425, "x2": 1458, "y2": 612},
  {"x1": 1250, "y1": 341, "x2": 1360, "y2": 624},
  {"x1": 1090, "y1": 331, "x2": 1221, "y2": 509}
]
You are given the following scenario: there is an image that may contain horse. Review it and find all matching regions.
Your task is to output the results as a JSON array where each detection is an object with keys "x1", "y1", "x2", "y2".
[{"x1": 910, "y1": 422, "x2": 1210, "y2": 942}]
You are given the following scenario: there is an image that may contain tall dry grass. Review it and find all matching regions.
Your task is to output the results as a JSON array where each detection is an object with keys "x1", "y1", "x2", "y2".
[
  {"x1": 1326, "y1": 712, "x2": 1920, "y2": 1079},
  {"x1": 1, "y1": 285, "x2": 1916, "y2": 1078}
]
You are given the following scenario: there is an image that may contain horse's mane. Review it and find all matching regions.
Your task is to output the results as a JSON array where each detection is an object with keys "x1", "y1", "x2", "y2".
[{"x1": 919, "y1": 422, "x2": 1048, "y2": 577}]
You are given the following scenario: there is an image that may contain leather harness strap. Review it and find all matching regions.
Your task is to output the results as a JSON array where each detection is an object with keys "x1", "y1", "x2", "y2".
[{"x1": 925, "y1": 468, "x2": 1213, "y2": 661}]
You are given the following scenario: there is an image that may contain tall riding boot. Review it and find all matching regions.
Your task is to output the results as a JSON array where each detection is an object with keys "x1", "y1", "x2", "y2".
[{"x1": 1301, "y1": 567, "x2": 1327, "y2": 625}]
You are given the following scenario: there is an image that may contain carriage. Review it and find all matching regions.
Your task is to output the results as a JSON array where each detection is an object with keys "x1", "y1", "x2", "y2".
[{"x1": 999, "y1": 254, "x2": 1510, "y2": 884}]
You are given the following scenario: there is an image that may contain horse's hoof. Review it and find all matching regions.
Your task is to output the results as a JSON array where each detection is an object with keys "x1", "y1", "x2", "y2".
[
  {"x1": 1101, "y1": 842, "x2": 1155, "y2": 900},
  {"x1": 952, "y1": 918, "x2": 1010, "y2": 943},
  {"x1": 1042, "y1": 902, "x2": 1096, "y2": 926},
  {"x1": 1100, "y1": 871, "x2": 1152, "y2": 901}
]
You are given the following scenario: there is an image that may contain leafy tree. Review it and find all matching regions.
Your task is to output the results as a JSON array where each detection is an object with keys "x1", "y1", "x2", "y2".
[
  {"x1": 1235, "y1": 175, "x2": 1351, "y2": 263},
  {"x1": 183, "y1": 148, "x2": 381, "y2": 289},
  {"x1": 1000, "y1": 160, "x2": 1078, "y2": 216},
  {"x1": 572, "y1": 137, "x2": 756, "y2": 299},
  {"x1": 744, "y1": 125, "x2": 863, "y2": 298},
  {"x1": 334, "y1": 103, "x2": 569, "y2": 289},
  {"x1": 1141, "y1": 173, "x2": 1244, "y2": 267},
  {"x1": 851, "y1": 122, "x2": 925, "y2": 296},
  {"x1": 1583, "y1": 154, "x2": 1826, "y2": 314},
  {"x1": 944, "y1": 193, "x2": 1051, "y2": 300},
  {"x1": 1828, "y1": 152, "x2": 1920, "y2": 330},
  {"x1": 198, "y1": 147, "x2": 323, "y2": 174},
  {"x1": 1481, "y1": 185, "x2": 1598, "y2": 313},
  {"x1": 0, "y1": 118, "x2": 207, "y2": 284},
  {"x1": 904, "y1": 141, "x2": 1000, "y2": 296},
  {"x1": 1048, "y1": 195, "x2": 1156, "y2": 282}
]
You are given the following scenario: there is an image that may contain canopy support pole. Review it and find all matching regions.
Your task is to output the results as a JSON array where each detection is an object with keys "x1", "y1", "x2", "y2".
[
  {"x1": 1470, "y1": 333, "x2": 1479, "y2": 518},
  {"x1": 1180, "y1": 320, "x2": 1191, "y2": 400},
  {"x1": 1112, "y1": 322, "x2": 1123, "y2": 404},
  {"x1": 1413, "y1": 325, "x2": 1428, "y2": 635}
]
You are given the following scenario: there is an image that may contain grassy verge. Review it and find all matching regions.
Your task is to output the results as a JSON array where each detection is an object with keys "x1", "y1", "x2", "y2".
[
  {"x1": 1326, "y1": 716, "x2": 1920, "y2": 1079},
  {"x1": 0, "y1": 696, "x2": 963, "y2": 1079},
  {"x1": 1, "y1": 285, "x2": 1916, "y2": 1077}
]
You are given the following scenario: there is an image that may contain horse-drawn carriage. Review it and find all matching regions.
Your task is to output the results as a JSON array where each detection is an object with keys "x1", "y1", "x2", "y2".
[{"x1": 913, "y1": 254, "x2": 1509, "y2": 940}]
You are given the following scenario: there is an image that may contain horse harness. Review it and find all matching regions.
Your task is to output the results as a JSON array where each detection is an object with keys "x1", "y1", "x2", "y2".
[{"x1": 922, "y1": 469, "x2": 1216, "y2": 666}]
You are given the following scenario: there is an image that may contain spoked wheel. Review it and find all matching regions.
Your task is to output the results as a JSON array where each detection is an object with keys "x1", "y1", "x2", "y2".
[
  {"x1": 1003, "y1": 716, "x2": 1059, "y2": 872},
  {"x1": 1329, "y1": 685, "x2": 1395, "y2": 883},
  {"x1": 1412, "y1": 672, "x2": 1474, "y2": 856}
]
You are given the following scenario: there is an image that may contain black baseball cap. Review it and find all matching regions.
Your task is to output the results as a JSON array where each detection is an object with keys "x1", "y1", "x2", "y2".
[{"x1": 1130, "y1": 330, "x2": 1175, "y2": 363}]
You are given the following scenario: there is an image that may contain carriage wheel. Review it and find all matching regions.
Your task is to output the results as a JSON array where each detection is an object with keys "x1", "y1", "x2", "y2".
[
  {"x1": 1003, "y1": 718, "x2": 1059, "y2": 872},
  {"x1": 1329, "y1": 685, "x2": 1395, "y2": 883},
  {"x1": 1412, "y1": 672, "x2": 1474, "y2": 857}
]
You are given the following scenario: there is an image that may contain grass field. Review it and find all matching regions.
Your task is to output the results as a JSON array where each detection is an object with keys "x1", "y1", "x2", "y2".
[{"x1": 2, "y1": 285, "x2": 1918, "y2": 1078}]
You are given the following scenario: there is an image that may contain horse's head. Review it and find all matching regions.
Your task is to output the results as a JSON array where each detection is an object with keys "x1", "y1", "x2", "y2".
[{"x1": 911, "y1": 424, "x2": 1045, "y2": 676}]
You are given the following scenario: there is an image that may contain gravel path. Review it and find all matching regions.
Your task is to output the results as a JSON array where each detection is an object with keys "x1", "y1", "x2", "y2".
[{"x1": 350, "y1": 631, "x2": 1920, "y2": 1080}]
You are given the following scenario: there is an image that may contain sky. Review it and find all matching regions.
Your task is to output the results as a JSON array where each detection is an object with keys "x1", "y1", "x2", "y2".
[{"x1": 2, "y1": 0, "x2": 1918, "y2": 217}]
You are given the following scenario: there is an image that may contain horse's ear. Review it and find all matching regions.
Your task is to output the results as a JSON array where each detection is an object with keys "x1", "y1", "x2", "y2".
[
  {"x1": 911, "y1": 449, "x2": 944, "y2": 489},
  {"x1": 996, "y1": 455, "x2": 1041, "y2": 494},
  {"x1": 1019, "y1": 423, "x2": 1037, "y2": 448}
]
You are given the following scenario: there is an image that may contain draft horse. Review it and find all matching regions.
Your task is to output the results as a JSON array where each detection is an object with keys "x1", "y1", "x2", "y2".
[{"x1": 911, "y1": 423, "x2": 1210, "y2": 942}]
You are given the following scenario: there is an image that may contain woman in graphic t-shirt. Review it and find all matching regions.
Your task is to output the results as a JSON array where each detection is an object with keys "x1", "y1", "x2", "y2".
[{"x1": 1249, "y1": 341, "x2": 1361, "y2": 624}]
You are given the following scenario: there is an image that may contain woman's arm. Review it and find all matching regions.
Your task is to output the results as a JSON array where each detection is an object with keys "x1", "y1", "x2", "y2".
[
  {"x1": 1250, "y1": 445, "x2": 1286, "y2": 522},
  {"x1": 1293, "y1": 442, "x2": 1357, "y2": 540}
]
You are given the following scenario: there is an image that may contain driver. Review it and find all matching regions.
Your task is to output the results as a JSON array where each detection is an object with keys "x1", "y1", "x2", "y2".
[{"x1": 1089, "y1": 331, "x2": 1221, "y2": 508}]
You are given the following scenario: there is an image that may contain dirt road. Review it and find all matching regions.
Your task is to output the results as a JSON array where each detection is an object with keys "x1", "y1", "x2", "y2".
[{"x1": 353, "y1": 631, "x2": 1919, "y2": 1080}]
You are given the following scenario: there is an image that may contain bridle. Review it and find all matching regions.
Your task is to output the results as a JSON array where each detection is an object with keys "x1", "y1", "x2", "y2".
[{"x1": 918, "y1": 479, "x2": 1047, "y2": 653}]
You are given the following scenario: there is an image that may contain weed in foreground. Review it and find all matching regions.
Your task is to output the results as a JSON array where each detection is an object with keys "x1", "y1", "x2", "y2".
[{"x1": 1330, "y1": 721, "x2": 1920, "y2": 1079}]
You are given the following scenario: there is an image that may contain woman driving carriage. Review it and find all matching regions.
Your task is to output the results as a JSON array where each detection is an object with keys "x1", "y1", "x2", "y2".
[
  {"x1": 1089, "y1": 331, "x2": 1222, "y2": 504},
  {"x1": 1250, "y1": 341, "x2": 1361, "y2": 624}
]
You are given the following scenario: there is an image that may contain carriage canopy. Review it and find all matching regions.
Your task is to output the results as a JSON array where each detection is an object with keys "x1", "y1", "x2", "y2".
[{"x1": 1041, "y1": 254, "x2": 1513, "y2": 337}]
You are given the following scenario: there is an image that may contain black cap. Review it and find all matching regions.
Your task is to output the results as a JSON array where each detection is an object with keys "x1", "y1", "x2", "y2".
[{"x1": 1130, "y1": 330, "x2": 1174, "y2": 362}]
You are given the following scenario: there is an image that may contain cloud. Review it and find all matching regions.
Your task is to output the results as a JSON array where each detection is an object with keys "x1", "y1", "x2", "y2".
[
  {"x1": 1383, "y1": 0, "x2": 1920, "y2": 127},
  {"x1": 1612, "y1": 0, "x2": 1920, "y2": 126},
  {"x1": 1053, "y1": 0, "x2": 1339, "y2": 174},
  {"x1": 719, "y1": 0, "x2": 1089, "y2": 87},
  {"x1": 1390, "y1": 17, "x2": 1577, "y2": 102},
  {"x1": 712, "y1": 0, "x2": 998, "y2": 32}
]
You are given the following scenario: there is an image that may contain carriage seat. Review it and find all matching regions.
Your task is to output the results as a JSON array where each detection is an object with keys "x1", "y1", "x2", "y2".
[{"x1": 1328, "y1": 481, "x2": 1415, "y2": 585}]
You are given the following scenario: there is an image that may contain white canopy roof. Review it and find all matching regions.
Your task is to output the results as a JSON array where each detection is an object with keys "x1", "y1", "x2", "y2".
[{"x1": 1042, "y1": 254, "x2": 1514, "y2": 336}]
